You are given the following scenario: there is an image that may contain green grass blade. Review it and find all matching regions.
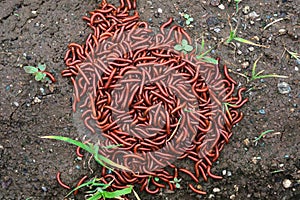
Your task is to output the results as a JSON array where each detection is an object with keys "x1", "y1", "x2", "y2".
[
  {"x1": 98, "y1": 154, "x2": 132, "y2": 172},
  {"x1": 254, "y1": 130, "x2": 274, "y2": 142},
  {"x1": 234, "y1": 37, "x2": 269, "y2": 48},
  {"x1": 255, "y1": 74, "x2": 288, "y2": 79},
  {"x1": 202, "y1": 56, "x2": 218, "y2": 65},
  {"x1": 102, "y1": 186, "x2": 133, "y2": 198},
  {"x1": 41, "y1": 136, "x2": 93, "y2": 154}
]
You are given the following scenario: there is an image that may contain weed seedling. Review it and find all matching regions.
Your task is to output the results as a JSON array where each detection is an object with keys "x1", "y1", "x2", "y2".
[
  {"x1": 41, "y1": 136, "x2": 132, "y2": 172},
  {"x1": 234, "y1": 0, "x2": 242, "y2": 13},
  {"x1": 285, "y1": 48, "x2": 300, "y2": 63},
  {"x1": 183, "y1": 13, "x2": 194, "y2": 25},
  {"x1": 195, "y1": 37, "x2": 218, "y2": 65},
  {"x1": 226, "y1": 18, "x2": 269, "y2": 48},
  {"x1": 253, "y1": 130, "x2": 274, "y2": 144},
  {"x1": 174, "y1": 39, "x2": 193, "y2": 54},
  {"x1": 170, "y1": 177, "x2": 181, "y2": 189},
  {"x1": 24, "y1": 63, "x2": 55, "y2": 83},
  {"x1": 65, "y1": 177, "x2": 132, "y2": 199},
  {"x1": 250, "y1": 56, "x2": 288, "y2": 81}
]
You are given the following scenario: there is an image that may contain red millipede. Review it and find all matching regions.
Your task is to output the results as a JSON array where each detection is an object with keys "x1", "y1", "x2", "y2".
[{"x1": 61, "y1": 0, "x2": 248, "y2": 197}]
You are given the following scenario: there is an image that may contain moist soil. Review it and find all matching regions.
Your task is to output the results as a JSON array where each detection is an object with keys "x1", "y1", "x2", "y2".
[{"x1": 0, "y1": 0, "x2": 299, "y2": 199}]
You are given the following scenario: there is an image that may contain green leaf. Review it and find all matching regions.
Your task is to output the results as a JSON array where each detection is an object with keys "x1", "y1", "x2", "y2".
[
  {"x1": 189, "y1": 18, "x2": 194, "y2": 22},
  {"x1": 35, "y1": 72, "x2": 46, "y2": 81},
  {"x1": 154, "y1": 177, "x2": 160, "y2": 182},
  {"x1": 183, "y1": 14, "x2": 190, "y2": 19},
  {"x1": 184, "y1": 45, "x2": 193, "y2": 52},
  {"x1": 102, "y1": 186, "x2": 132, "y2": 198},
  {"x1": 175, "y1": 183, "x2": 181, "y2": 188},
  {"x1": 174, "y1": 44, "x2": 183, "y2": 51},
  {"x1": 182, "y1": 50, "x2": 187, "y2": 55},
  {"x1": 186, "y1": 20, "x2": 190, "y2": 25},
  {"x1": 173, "y1": 177, "x2": 179, "y2": 182},
  {"x1": 24, "y1": 66, "x2": 38, "y2": 74},
  {"x1": 181, "y1": 39, "x2": 188, "y2": 46},
  {"x1": 37, "y1": 63, "x2": 46, "y2": 71}
]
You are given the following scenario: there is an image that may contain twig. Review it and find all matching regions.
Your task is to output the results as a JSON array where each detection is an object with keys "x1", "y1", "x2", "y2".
[{"x1": 263, "y1": 18, "x2": 284, "y2": 30}]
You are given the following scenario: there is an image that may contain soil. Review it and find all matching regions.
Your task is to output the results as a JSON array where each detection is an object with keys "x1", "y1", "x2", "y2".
[{"x1": 0, "y1": 0, "x2": 299, "y2": 200}]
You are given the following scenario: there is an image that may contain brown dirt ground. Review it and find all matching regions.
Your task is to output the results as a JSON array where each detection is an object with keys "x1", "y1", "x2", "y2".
[{"x1": 0, "y1": 0, "x2": 299, "y2": 199}]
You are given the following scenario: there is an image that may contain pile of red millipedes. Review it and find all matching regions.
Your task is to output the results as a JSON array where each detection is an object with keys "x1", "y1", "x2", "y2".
[{"x1": 61, "y1": 0, "x2": 247, "y2": 197}]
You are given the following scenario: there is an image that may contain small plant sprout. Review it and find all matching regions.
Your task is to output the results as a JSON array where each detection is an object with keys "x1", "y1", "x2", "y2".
[
  {"x1": 41, "y1": 136, "x2": 133, "y2": 173},
  {"x1": 23, "y1": 63, "x2": 56, "y2": 83},
  {"x1": 183, "y1": 13, "x2": 194, "y2": 25},
  {"x1": 195, "y1": 37, "x2": 218, "y2": 65},
  {"x1": 222, "y1": 103, "x2": 238, "y2": 122},
  {"x1": 226, "y1": 18, "x2": 269, "y2": 48},
  {"x1": 285, "y1": 48, "x2": 300, "y2": 63},
  {"x1": 174, "y1": 39, "x2": 193, "y2": 54},
  {"x1": 234, "y1": 0, "x2": 242, "y2": 13},
  {"x1": 65, "y1": 177, "x2": 133, "y2": 199},
  {"x1": 170, "y1": 177, "x2": 181, "y2": 189},
  {"x1": 250, "y1": 56, "x2": 288, "y2": 81},
  {"x1": 253, "y1": 130, "x2": 274, "y2": 145}
]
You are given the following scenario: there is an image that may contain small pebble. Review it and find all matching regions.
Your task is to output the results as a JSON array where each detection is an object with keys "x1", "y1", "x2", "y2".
[
  {"x1": 147, "y1": 1, "x2": 152, "y2": 6},
  {"x1": 213, "y1": 188, "x2": 221, "y2": 193},
  {"x1": 218, "y1": 4, "x2": 225, "y2": 10},
  {"x1": 243, "y1": 138, "x2": 250, "y2": 147},
  {"x1": 222, "y1": 170, "x2": 226, "y2": 176},
  {"x1": 157, "y1": 8, "x2": 162, "y2": 14},
  {"x1": 13, "y1": 102, "x2": 19, "y2": 107},
  {"x1": 282, "y1": 179, "x2": 292, "y2": 189},
  {"x1": 248, "y1": 11, "x2": 259, "y2": 19},
  {"x1": 237, "y1": 50, "x2": 243, "y2": 55},
  {"x1": 42, "y1": 186, "x2": 47, "y2": 192},
  {"x1": 227, "y1": 171, "x2": 232, "y2": 177},
  {"x1": 75, "y1": 165, "x2": 81, "y2": 170},
  {"x1": 5, "y1": 85, "x2": 11, "y2": 91},
  {"x1": 241, "y1": 61, "x2": 250, "y2": 68},
  {"x1": 278, "y1": 29, "x2": 286, "y2": 34},
  {"x1": 243, "y1": 5, "x2": 250, "y2": 14},
  {"x1": 33, "y1": 97, "x2": 42, "y2": 103},
  {"x1": 40, "y1": 88, "x2": 45, "y2": 95},
  {"x1": 210, "y1": 0, "x2": 220, "y2": 6},
  {"x1": 248, "y1": 47, "x2": 254, "y2": 52},
  {"x1": 213, "y1": 27, "x2": 221, "y2": 33},
  {"x1": 295, "y1": 66, "x2": 299, "y2": 71},
  {"x1": 259, "y1": 109, "x2": 266, "y2": 115},
  {"x1": 230, "y1": 194, "x2": 236, "y2": 200},
  {"x1": 208, "y1": 194, "x2": 215, "y2": 199},
  {"x1": 278, "y1": 82, "x2": 291, "y2": 94}
]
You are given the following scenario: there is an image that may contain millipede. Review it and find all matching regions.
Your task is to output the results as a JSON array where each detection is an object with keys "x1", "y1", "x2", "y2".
[{"x1": 61, "y1": 0, "x2": 248, "y2": 198}]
